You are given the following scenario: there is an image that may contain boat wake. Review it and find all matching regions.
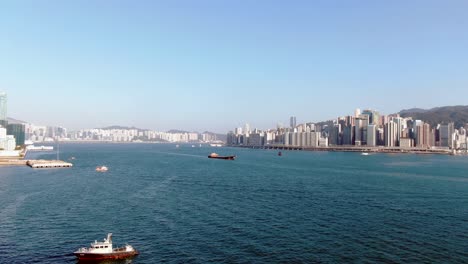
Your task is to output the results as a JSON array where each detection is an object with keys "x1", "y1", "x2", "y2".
[{"x1": 153, "y1": 151, "x2": 206, "y2": 159}]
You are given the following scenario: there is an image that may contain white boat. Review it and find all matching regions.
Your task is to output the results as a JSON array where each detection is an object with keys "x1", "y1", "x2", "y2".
[
  {"x1": 210, "y1": 143, "x2": 223, "y2": 147},
  {"x1": 96, "y1": 166, "x2": 108, "y2": 172},
  {"x1": 26, "y1": 145, "x2": 54, "y2": 151},
  {"x1": 361, "y1": 152, "x2": 369, "y2": 156},
  {"x1": 74, "y1": 233, "x2": 138, "y2": 261}
]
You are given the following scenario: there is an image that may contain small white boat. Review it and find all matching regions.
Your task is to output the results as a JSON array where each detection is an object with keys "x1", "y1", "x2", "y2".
[
  {"x1": 361, "y1": 152, "x2": 369, "y2": 156},
  {"x1": 96, "y1": 166, "x2": 108, "y2": 172},
  {"x1": 74, "y1": 233, "x2": 138, "y2": 261}
]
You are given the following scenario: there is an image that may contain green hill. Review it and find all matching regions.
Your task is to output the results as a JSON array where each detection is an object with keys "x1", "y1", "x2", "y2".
[{"x1": 399, "y1": 105, "x2": 468, "y2": 128}]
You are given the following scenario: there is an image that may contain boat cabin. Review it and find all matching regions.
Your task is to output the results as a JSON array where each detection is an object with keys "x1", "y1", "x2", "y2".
[{"x1": 84, "y1": 233, "x2": 113, "y2": 254}]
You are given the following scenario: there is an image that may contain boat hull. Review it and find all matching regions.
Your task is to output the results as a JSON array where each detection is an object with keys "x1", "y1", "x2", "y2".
[
  {"x1": 208, "y1": 155, "x2": 236, "y2": 160},
  {"x1": 74, "y1": 250, "x2": 138, "y2": 261}
]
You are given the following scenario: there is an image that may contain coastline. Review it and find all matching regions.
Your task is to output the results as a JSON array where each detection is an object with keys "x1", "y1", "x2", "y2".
[{"x1": 230, "y1": 145, "x2": 455, "y2": 155}]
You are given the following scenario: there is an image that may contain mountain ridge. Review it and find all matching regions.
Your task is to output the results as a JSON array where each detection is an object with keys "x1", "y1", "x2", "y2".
[{"x1": 398, "y1": 105, "x2": 468, "y2": 128}]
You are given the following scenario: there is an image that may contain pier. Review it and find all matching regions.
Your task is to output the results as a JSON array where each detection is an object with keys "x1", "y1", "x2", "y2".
[
  {"x1": 0, "y1": 159, "x2": 27, "y2": 166},
  {"x1": 26, "y1": 160, "x2": 73, "y2": 169}
]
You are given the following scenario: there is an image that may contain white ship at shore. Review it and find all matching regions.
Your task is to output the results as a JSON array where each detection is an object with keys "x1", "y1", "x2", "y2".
[{"x1": 26, "y1": 145, "x2": 54, "y2": 151}]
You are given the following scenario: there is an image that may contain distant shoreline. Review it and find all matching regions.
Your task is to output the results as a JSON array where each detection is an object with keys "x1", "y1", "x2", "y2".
[
  {"x1": 33, "y1": 141, "x2": 198, "y2": 144},
  {"x1": 230, "y1": 145, "x2": 456, "y2": 155}
]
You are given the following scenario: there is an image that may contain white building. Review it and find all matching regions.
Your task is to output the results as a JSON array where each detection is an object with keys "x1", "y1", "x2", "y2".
[{"x1": 0, "y1": 128, "x2": 16, "y2": 151}]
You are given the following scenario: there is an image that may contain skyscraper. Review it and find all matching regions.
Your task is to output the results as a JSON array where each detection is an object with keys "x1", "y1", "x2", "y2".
[
  {"x1": 290, "y1": 116, "x2": 296, "y2": 129},
  {"x1": 439, "y1": 123, "x2": 454, "y2": 148},
  {"x1": 0, "y1": 92, "x2": 7, "y2": 128},
  {"x1": 7, "y1": 123, "x2": 25, "y2": 146}
]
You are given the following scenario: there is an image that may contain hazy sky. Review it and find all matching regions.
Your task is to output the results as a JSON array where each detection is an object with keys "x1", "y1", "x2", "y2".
[{"x1": 1, "y1": 1, "x2": 468, "y2": 133}]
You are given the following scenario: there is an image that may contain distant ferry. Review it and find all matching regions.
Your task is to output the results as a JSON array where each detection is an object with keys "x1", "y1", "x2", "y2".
[
  {"x1": 361, "y1": 152, "x2": 369, "y2": 156},
  {"x1": 74, "y1": 233, "x2": 138, "y2": 261},
  {"x1": 208, "y1": 153, "x2": 236, "y2": 160},
  {"x1": 210, "y1": 143, "x2": 223, "y2": 147}
]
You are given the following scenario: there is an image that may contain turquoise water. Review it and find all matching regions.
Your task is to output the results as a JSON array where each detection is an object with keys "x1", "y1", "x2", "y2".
[{"x1": 1, "y1": 143, "x2": 467, "y2": 263}]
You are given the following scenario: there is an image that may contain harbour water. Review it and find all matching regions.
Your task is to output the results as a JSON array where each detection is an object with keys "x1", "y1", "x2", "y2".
[{"x1": 0, "y1": 143, "x2": 467, "y2": 263}]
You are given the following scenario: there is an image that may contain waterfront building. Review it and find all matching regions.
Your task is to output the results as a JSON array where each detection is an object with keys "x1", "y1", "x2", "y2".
[
  {"x1": 264, "y1": 131, "x2": 275, "y2": 145},
  {"x1": 7, "y1": 123, "x2": 25, "y2": 146},
  {"x1": 248, "y1": 132, "x2": 263, "y2": 146},
  {"x1": 0, "y1": 127, "x2": 6, "y2": 138},
  {"x1": 0, "y1": 127, "x2": 16, "y2": 151},
  {"x1": 312, "y1": 131, "x2": 320, "y2": 147},
  {"x1": 342, "y1": 125, "x2": 353, "y2": 145},
  {"x1": 283, "y1": 132, "x2": 291, "y2": 146},
  {"x1": 415, "y1": 122, "x2": 432, "y2": 148},
  {"x1": 367, "y1": 124, "x2": 377, "y2": 147},
  {"x1": 318, "y1": 136, "x2": 328, "y2": 147},
  {"x1": 385, "y1": 121, "x2": 398, "y2": 147},
  {"x1": 355, "y1": 116, "x2": 368, "y2": 145},
  {"x1": 0, "y1": 92, "x2": 7, "y2": 128},
  {"x1": 329, "y1": 124, "x2": 341, "y2": 146},
  {"x1": 439, "y1": 123, "x2": 454, "y2": 148},
  {"x1": 454, "y1": 128, "x2": 467, "y2": 149},
  {"x1": 400, "y1": 137, "x2": 414, "y2": 148}
]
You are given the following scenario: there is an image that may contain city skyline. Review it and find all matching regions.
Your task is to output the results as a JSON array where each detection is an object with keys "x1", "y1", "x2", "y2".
[{"x1": 2, "y1": 1, "x2": 468, "y2": 132}]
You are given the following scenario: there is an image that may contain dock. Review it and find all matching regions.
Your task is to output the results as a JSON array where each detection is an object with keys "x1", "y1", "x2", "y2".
[
  {"x1": 26, "y1": 160, "x2": 73, "y2": 169},
  {"x1": 0, "y1": 159, "x2": 27, "y2": 166}
]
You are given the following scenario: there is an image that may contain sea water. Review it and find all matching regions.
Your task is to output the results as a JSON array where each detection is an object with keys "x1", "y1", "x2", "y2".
[{"x1": 0, "y1": 143, "x2": 467, "y2": 263}]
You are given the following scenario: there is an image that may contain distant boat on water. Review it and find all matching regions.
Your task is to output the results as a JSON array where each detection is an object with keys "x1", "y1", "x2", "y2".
[
  {"x1": 74, "y1": 233, "x2": 138, "y2": 261},
  {"x1": 96, "y1": 166, "x2": 108, "y2": 172},
  {"x1": 210, "y1": 143, "x2": 223, "y2": 147},
  {"x1": 278, "y1": 151, "x2": 282, "y2": 156},
  {"x1": 361, "y1": 152, "x2": 369, "y2": 156},
  {"x1": 208, "y1": 153, "x2": 236, "y2": 160}
]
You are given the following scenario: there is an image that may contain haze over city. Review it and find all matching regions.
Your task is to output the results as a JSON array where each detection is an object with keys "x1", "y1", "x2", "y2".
[{"x1": 1, "y1": 1, "x2": 468, "y2": 132}]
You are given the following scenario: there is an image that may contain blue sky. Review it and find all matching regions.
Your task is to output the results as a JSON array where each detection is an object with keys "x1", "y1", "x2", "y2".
[{"x1": 1, "y1": 1, "x2": 468, "y2": 133}]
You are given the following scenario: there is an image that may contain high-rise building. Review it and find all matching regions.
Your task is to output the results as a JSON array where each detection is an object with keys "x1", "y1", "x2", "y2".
[
  {"x1": 367, "y1": 124, "x2": 376, "y2": 146},
  {"x1": 290, "y1": 116, "x2": 296, "y2": 128},
  {"x1": 354, "y1": 108, "x2": 361, "y2": 117},
  {"x1": 354, "y1": 116, "x2": 369, "y2": 145},
  {"x1": 415, "y1": 122, "x2": 433, "y2": 148},
  {"x1": 362, "y1": 109, "x2": 380, "y2": 126},
  {"x1": 0, "y1": 92, "x2": 7, "y2": 128},
  {"x1": 439, "y1": 123, "x2": 454, "y2": 148},
  {"x1": 385, "y1": 121, "x2": 398, "y2": 147},
  {"x1": 244, "y1": 123, "x2": 250, "y2": 135},
  {"x1": 7, "y1": 123, "x2": 25, "y2": 146}
]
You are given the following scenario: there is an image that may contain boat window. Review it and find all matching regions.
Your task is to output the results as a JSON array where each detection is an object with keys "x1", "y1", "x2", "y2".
[
  {"x1": 105, "y1": 246, "x2": 108, "y2": 248},
  {"x1": 100, "y1": 246, "x2": 104, "y2": 248}
]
